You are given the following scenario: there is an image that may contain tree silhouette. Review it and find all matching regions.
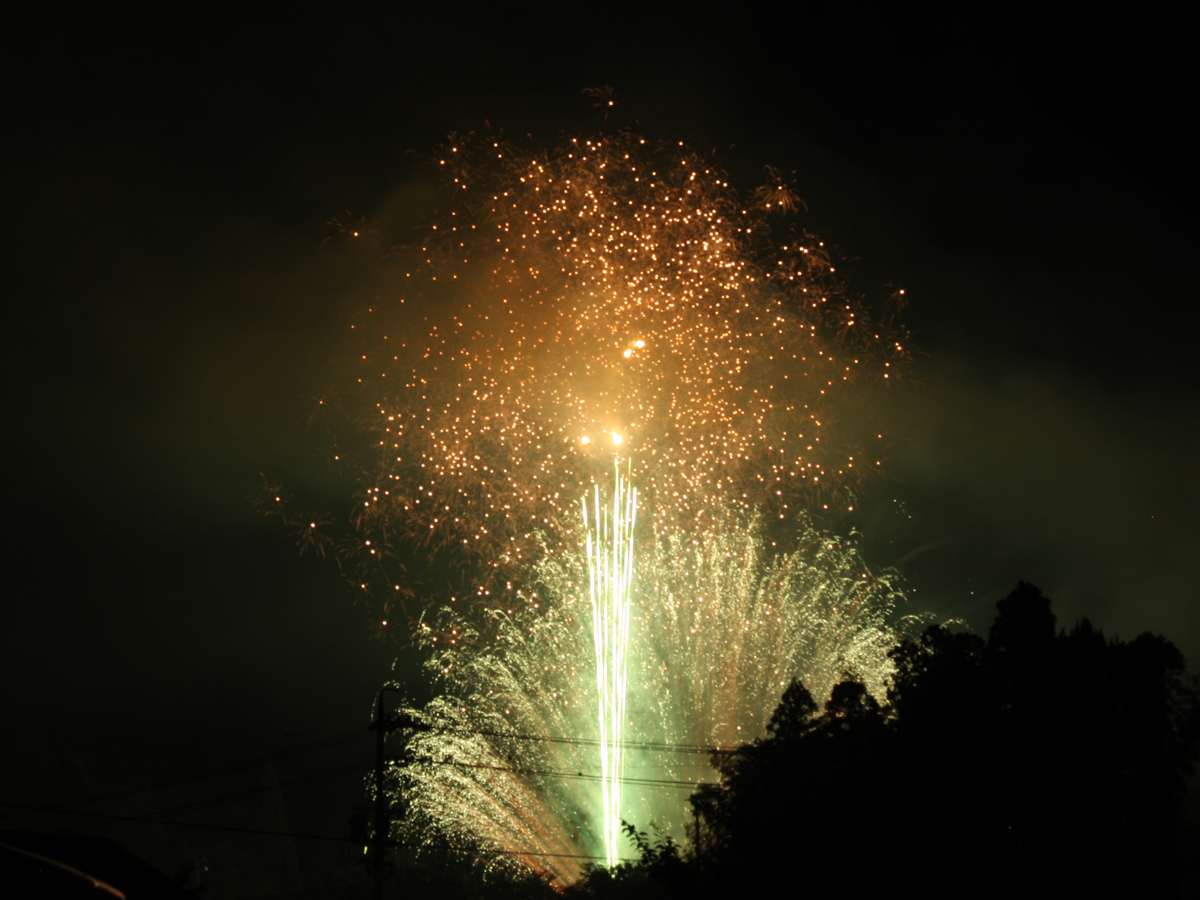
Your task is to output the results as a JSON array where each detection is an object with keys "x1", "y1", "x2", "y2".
[{"x1": 571, "y1": 581, "x2": 1200, "y2": 898}]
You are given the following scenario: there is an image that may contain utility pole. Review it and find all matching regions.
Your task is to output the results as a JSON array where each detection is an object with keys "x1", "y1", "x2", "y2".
[
  {"x1": 370, "y1": 686, "x2": 427, "y2": 900},
  {"x1": 372, "y1": 687, "x2": 394, "y2": 900}
]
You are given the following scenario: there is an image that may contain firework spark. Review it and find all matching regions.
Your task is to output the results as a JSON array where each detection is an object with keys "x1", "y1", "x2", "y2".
[
  {"x1": 291, "y1": 127, "x2": 915, "y2": 886},
  {"x1": 582, "y1": 460, "x2": 638, "y2": 865},
  {"x1": 394, "y1": 509, "x2": 907, "y2": 886},
  {"x1": 316, "y1": 129, "x2": 908, "y2": 625}
]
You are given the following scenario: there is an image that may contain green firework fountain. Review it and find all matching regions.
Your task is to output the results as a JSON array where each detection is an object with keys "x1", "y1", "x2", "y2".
[
  {"x1": 349, "y1": 132, "x2": 917, "y2": 887},
  {"x1": 582, "y1": 461, "x2": 638, "y2": 865},
  {"x1": 391, "y1": 510, "x2": 910, "y2": 886}
]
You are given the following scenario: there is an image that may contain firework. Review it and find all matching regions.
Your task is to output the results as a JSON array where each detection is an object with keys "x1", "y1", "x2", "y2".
[
  {"x1": 286, "y1": 127, "x2": 915, "y2": 886},
  {"x1": 583, "y1": 459, "x2": 638, "y2": 865},
  {"x1": 394, "y1": 509, "x2": 907, "y2": 886},
  {"x1": 306, "y1": 129, "x2": 908, "y2": 626}
]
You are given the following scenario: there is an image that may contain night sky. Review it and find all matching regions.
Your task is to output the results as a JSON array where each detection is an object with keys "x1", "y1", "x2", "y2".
[{"x1": 4, "y1": 7, "x2": 1196, "y2": 893}]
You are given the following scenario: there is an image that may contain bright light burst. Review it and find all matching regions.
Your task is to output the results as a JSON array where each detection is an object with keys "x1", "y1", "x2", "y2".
[
  {"x1": 394, "y1": 509, "x2": 908, "y2": 886},
  {"x1": 582, "y1": 461, "x2": 638, "y2": 864},
  {"x1": 303, "y1": 126, "x2": 915, "y2": 886},
  {"x1": 331, "y1": 129, "x2": 909, "y2": 624}
]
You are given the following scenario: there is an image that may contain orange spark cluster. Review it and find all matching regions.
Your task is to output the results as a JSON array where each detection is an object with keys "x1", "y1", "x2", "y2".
[{"x1": 341, "y1": 131, "x2": 909, "y2": 622}]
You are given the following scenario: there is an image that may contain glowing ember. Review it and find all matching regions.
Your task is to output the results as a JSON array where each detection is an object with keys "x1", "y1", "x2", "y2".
[
  {"x1": 298, "y1": 128, "x2": 914, "y2": 885},
  {"x1": 337, "y1": 129, "x2": 909, "y2": 625}
]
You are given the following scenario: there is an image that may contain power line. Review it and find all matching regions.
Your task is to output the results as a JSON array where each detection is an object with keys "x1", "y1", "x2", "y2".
[
  {"x1": 6, "y1": 720, "x2": 722, "y2": 843},
  {"x1": 416, "y1": 757, "x2": 713, "y2": 790},
  {"x1": 392, "y1": 716, "x2": 739, "y2": 754},
  {"x1": 453, "y1": 724, "x2": 730, "y2": 755},
  {"x1": 58, "y1": 758, "x2": 375, "y2": 836},
  {"x1": 0, "y1": 800, "x2": 640, "y2": 864},
  {"x1": 0, "y1": 712, "x2": 727, "y2": 831},
  {"x1": 0, "y1": 725, "x2": 370, "y2": 825}
]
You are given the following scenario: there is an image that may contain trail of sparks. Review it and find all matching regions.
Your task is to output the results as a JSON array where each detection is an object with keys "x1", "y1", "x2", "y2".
[
  {"x1": 395, "y1": 510, "x2": 910, "y2": 886},
  {"x1": 300, "y1": 129, "x2": 910, "y2": 629},
  {"x1": 289, "y1": 128, "x2": 916, "y2": 886},
  {"x1": 582, "y1": 460, "x2": 638, "y2": 864}
]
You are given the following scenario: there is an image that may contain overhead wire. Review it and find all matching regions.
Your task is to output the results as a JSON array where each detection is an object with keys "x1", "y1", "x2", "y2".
[
  {"x1": 56, "y1": 758, "x2": 377, "y2": 836},
  {"x1": 0, "y1": 800, "x2": 640, "y2": 863},
  {"x1": 411, "y1": 757, "x2": 713, "y2": 790},
  {"x1": 0, "y1": 725, "x2": 370, "y2": 825}
]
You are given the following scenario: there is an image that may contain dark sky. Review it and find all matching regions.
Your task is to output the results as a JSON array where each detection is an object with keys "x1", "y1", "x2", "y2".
[{"x1": 3, "y1": 6, "x2": 1196, "y2": 891}]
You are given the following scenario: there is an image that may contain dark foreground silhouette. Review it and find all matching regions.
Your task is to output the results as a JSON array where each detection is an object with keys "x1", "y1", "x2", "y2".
[{"x1": 566, "y1": 582, "x2": 1200, "y2": 899}]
